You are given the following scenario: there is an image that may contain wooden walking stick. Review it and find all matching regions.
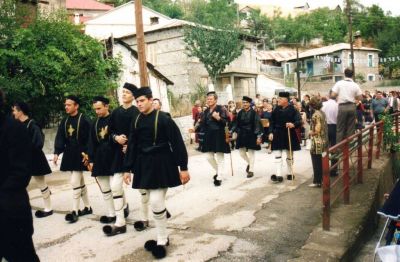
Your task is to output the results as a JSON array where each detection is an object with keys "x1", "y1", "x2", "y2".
[{"x1": 287, "y1": 127, "x2": 295, "y2": 181}]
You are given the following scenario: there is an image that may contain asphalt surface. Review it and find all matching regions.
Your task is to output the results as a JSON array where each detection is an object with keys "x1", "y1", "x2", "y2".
[{"x1": 29, "y1": 144, "x2": 327, "y2": 262}]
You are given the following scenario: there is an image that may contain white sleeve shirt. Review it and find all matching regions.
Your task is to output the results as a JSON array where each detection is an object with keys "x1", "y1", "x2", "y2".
[
  {"x1": 331, "y1": 78, "x2": 362, "y2": 104},
  {"x1": 322, "y1": 99, "x2": 339, "y2": 125}
]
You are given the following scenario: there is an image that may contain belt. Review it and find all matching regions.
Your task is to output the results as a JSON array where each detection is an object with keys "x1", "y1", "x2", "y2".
[{"x1": 339, "y1": 102, "x2": 354, "y2": 105}]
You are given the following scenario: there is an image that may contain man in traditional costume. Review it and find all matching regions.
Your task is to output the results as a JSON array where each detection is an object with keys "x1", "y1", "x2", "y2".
[
  {"x1": 200, "y1": 91, "x2": 230, "y2": 186},
  {"x1": 102, "y1": 83, "x2": 139, "y2": 236},
  {"x1": 54, "y1": 95, "x2": 92, "y2": 223},
  {"x1": 0, "y1": 89, "x2": 40, "y2": 262},
  {"x1": 12, "y1": 102, "x2": 53, "y2": 218},
  {"x1": 87, "y1": 96, "x2": 116, "y2": 225},
  {"x1": 232, "y1": 96, "x2": 263, "y2": 178},
  {"x1": 269, "y1": 92, "x2": 301, "y2": 183},
  {"x1": 123, "y1": 87, "x2": 190, "y2": 259}
]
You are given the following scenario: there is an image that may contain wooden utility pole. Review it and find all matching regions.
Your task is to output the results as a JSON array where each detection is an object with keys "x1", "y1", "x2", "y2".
[
  {"x1": 134, "y1": 0, "x2": 149, "y2": 87},
  {"x1": 346, "y1": 0, "x2": 355, "y2": 80}
]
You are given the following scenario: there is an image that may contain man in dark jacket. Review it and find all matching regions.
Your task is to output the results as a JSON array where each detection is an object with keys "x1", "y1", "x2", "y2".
[
  {"x1": 53, "y1": 95, "x2": 92, "y2": 223},
  {"x1": 12, "y1": 102, "x2": 53, "y2": 218},
  {"x1": 199, "y1": 91, "x2": 230, "y2": 186},
  {"x1": 123, "y1": 87, "x2": 190, "y2": 259},
  {"x1": 0, "y1": 89, "x2": 40, "y2": 262},
  {"x1": 88, "y1": 96, "x2": 116, "y2": 225},
  {"x1": 232, "y1": 96, "x2": 263, "y2": 178},
  {"x1": 269, "y1": 92, "x2": 301, "y2": 183}
]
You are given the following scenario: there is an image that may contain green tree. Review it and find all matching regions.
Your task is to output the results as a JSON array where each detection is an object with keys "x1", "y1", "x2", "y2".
[
  {"x1": 386, "y1": 44, "x2": 400, "y2": 78},
  {"x1": 184, "y1": 0, "x2": 238, "y2": 28},
  {"x1": 143, "y1": 0, "x2": 184, "y2": 19},
  {"x1": 268, "y1": 8, "x2": 346, "y2": 45},
  {"x1": 0, "y1": 9, "x2": 121, "y2": 126},
  {"x1": 183, "y1": 0, "x2": 243, "y2": 86},
  {"x1": 353, "y1": 5, "x2": 387, "y2": 41},
  {"x1": 183, "y1": 26, "x2": 244, "y2": 85},
  {"x1": 246, "y1": 8, "x2": 271, "y2": 38}
]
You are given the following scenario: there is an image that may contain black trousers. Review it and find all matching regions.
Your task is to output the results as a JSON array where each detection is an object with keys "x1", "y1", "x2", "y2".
[
  {"x1": 0, "y1": 218, "x2": 40, "y2": 262},
  {"x1": 328, "y1": 124, "x2": 338, "y2": 176},
  {"x1": 311, "y1": 153, "x2": 322, "y2": 184}
]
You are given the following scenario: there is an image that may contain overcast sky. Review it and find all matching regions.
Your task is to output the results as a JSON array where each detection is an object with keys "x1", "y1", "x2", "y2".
[{"x1": 235, "y1": 0, "x2": 400, "y2": 16}]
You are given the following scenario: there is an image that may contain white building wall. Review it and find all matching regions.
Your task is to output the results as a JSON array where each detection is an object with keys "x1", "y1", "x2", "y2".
[
  {"x1": 85, "y1": 2, "x2": 171, "y2": 39},
  {"x1": 113, "y1": 43, "x2": 171, "y2": 112}
]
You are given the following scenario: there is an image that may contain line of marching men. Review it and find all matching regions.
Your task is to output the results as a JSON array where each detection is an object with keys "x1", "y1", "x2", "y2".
[
  {"x1": 2, "y1": 84, "x2": 305, "y2": 261},
  {"x1": 196, "y1": 91, "x2": 302, "y2": 186},
  {"x1": 3, "y1": 83, "x2": 189, "y2": 261}
]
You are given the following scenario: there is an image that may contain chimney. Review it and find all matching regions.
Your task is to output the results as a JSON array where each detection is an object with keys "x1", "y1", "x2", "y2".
[{"x1": 354, "y1": 31, "x2": 362, "y2": 48}]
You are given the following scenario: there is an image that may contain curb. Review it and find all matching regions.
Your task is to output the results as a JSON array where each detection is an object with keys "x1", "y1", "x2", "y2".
[{"x1": 289, "y1": 156, "x2": 394, "y2": 262}]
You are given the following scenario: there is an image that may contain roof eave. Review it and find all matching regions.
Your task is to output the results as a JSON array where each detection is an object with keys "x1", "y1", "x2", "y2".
[{"x1": 115, "y1": 39, "x2": 174, "y2": 85}]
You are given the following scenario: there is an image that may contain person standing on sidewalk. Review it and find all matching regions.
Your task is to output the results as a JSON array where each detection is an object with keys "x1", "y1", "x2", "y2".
[
  {"x1": 87, "y1": 96, "x2": 116, "y2": 225},
  {"x1": 123, "y1": 87, "x2": 190, "y2": 259},
  {"x1": 12, "y1": 102, "x2": 53, "y2": 218},
  {"x1": 0, "y1": 89, "x2": 40, "y2": 262},
  {"x1": 372, "y1": 91, "x2": 388, "y2": 124},
  {"x1": 103, "y1": 83, "x2": 139, "y2": 236},
  {"x1": 308, "y1": 96, "x2": 328, "y2": 188},
  {"x1": 387, "y1": 91, "x2": 399, "y2": 114},
  {"x1": 322, "y1": 91, "x2": 339, "y2": 177},
  {"x1": 269, "y1": 92, "x2": 302, "y2": 183},
  {"x1": 331, "y1": 68, "x2": 362, "y2": 144},
  {"x1": 232, "y1": 96, "x2": 263, "y2": 178},
  {"x1": 53, "y1": 95, "x2": 93, "y2": 223},
  {"x1": 200, "y1": 91, "x2": 230, "y2": 186}
]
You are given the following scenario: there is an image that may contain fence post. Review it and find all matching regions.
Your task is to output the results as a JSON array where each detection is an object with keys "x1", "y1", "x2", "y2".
[
  {"x1": 368, "y1": 127, "x2": 374, "y2": 169},
  {"x1": 322, "y1": 149, "x2": 330, "y2": 231},
  {"x1": 343, "y1": 140, "x2": 350, "y2": 204},
  {"x1": 376, "y1": 121, "x2": 383, "y2": 159},
  {"x1": 357, "y1": 132, "x2": 363, "y2": 183}
]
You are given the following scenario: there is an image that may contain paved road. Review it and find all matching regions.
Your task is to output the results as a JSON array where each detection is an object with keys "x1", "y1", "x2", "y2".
[{"x1": 29, "y1": 145, "x2": 318, "y2": 262}]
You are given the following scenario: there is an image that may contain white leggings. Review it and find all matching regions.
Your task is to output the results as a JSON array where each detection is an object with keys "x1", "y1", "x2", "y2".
[
  {"x1": 273, "y1": 150, "x2": 293, "y2": 177},
  {"x1": 206, "y1": 152, "x2": 225, "y2": 180},
  {"x1": 96, "y1": 176, "x2": 116, "y2": 217},
  {"x1": 33, "y1": 176, "x2": 52, "y2": 211},
  {"x1": 140, "y1": 189, "x2": 168, "y2": 245},
  {"x1": 70, "y1": 171, "x2": 90, "y2": 212},
  {"x1": 139, "y1": 189, "x2": 149, "y2": 222},
  {"x1": 239, "y1": 148, "x2": 255, "y2": 172},
  {"x1": 111, "y1": 173, "x2": 127, "y2": 227}
]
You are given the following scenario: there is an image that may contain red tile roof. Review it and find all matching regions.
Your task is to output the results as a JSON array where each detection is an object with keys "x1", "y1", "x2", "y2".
[{"x1": 66, "y1": 0, "x2": 113, "y2": 11}]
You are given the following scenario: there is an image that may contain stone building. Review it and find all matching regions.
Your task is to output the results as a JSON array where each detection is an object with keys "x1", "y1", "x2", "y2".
[{"x1": 85, "y1": 2, "x2": 261, "y2": 112}]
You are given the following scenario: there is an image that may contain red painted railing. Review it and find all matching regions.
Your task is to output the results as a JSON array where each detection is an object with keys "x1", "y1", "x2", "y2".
[{"x1": 322, "y1": 112, "x2": 400, "y2": 231}]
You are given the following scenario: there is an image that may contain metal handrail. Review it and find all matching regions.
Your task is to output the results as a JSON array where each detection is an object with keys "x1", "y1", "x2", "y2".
[{"x1": 322, "y1": 112, "x2": 400, "y2": 230}]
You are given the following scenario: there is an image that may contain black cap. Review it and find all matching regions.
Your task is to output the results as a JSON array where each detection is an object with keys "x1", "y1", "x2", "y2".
[
  {"x1": 14, "y1": 101, "x2": 30, "y2": 115},
  {"x1": 278, "y1": 92, "x2": 290, "y2": 99},
  {"x1": 92, "y1": 96, "x2": 110, "y2": 105},
  {"x1": 133, "y1": 87, "x2": 152, "y2": 98},
  {"x1": 123, "y1": 82, "x2": 138, "y2": 95},
  {"x1": 242, "y1": 96, "x2": 252, "y2": 103},
  {"x1": 65, "y1": 95, "x2": 80, "y2": 105}
]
